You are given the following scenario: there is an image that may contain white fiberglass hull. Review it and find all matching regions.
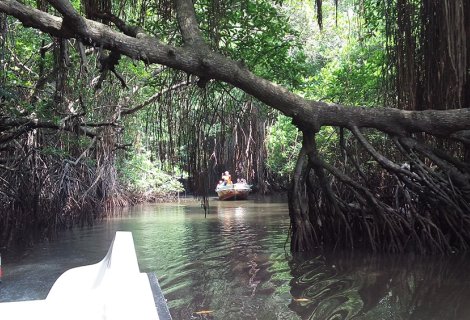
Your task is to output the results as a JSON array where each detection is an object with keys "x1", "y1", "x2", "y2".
[{"x1": 0, "y1": 232, "x2": 171, "y2": 320}]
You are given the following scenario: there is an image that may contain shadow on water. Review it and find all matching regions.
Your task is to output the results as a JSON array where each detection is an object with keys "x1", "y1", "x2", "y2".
[{"x1": 288, "y1": 250, "x2": 470, "y2": 320}]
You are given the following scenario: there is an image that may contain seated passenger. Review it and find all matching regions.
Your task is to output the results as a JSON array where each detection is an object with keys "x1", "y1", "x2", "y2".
[{"x1": 222, "y1": 171, "x2": 232, "y2": 185}]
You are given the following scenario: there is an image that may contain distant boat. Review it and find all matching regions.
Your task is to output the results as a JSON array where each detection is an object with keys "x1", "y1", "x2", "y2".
[
  {"x1": 0, "y1": 232, "x2": 172, "y2": 320},
  {"x1": 216, "y1": 182, "x2": 252, "y2": 200}
]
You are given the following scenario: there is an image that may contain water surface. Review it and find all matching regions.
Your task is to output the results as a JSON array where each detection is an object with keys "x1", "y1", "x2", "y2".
[{"x1": 1, "y1": 198, "x2": 470, "y2": 319}]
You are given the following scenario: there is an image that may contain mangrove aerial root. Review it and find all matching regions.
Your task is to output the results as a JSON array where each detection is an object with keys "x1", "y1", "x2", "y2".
[{"x1": 288, "y1": 128, "x2": 470, "y2": 254}]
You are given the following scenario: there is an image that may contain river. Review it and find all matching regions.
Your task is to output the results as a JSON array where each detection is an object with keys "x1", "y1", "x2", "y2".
[{"x1": 1, "y1": 197, "x2": 470, "y2": 319}]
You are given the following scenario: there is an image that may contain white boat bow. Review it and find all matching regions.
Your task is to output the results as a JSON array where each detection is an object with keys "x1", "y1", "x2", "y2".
[{"x1": 0, "y1": 232, "x2": 171, "y2": 320}]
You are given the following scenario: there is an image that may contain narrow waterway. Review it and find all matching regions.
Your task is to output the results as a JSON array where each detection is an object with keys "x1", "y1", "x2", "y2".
[{"x1": 1, "y1": 198, "x2": 470, "y2": 319}]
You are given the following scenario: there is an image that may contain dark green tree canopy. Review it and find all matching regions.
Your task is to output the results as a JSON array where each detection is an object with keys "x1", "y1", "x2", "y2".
[{"x1": 1, "y1": 0, "x2": 469, "y2": 137}]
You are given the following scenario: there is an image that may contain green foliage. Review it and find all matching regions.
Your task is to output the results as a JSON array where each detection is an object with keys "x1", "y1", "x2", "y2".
[
  {"x1": 2, "y1": 22, "x2": 50, "y2": 85},
  {"x1": 283, "y1": 0, "x2": 386, "y2": 107},
  {"x1": 1, "y1": 0, "x2": 390, "y2": 195},
  {"x1": 41, "y1": 146, "x2": 70, "y2": 158},
  {"x1": 193, "y1": 0, "x2": 310, "y2": 87},
  {"x1": 304, "y1": 37, "x2": 385, "y2": 106},
  {"x1": 266, "y1": 114, "x2": 301, "y2": 182},
  {"x1": 265, "y1": 0, "x2": 386, "y2": 186},
  {"x1": 266, "y1": 115, "x2": 339, "y2": 182},
  {"x1": 117, "y1": 147, "x2": 184, "y2": 195}
]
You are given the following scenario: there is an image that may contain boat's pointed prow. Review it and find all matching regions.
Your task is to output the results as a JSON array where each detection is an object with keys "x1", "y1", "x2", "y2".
[
  {"x1": 46, "y1": 231, "x2": 141, "y2": 300},
  {"x1": 0, "y1": 231, "x2": 171, "y2": 320},
  {"x1": 105, "y1": 231, "x2": 140, "y2": 273},
  {"x1": 46, "y1": 231, "x2": 142, "y2": 299}
]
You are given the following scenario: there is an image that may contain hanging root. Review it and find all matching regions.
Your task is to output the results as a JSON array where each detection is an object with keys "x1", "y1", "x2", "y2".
[
  {"x1": 288, "y1": 127, "x2": 470, "y2": 254},
  {"x1": 0, "y1": 122, "x2": 130, "y2": 245}
]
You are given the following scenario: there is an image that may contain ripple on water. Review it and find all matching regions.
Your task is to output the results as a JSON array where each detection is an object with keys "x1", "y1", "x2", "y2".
[{"x1": 4, "y1": 201, "x2": 470, "y2": 320}]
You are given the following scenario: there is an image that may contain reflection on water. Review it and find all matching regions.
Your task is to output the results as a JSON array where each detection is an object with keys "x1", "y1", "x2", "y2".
[
  {"x1": 289, "y1": 252, "x2": 470, "y2": 320},
  {"x1": 1, "y1": 198, "x2": 470, "y2": 320},
  {"x1": 289, "y1": 255, "x2": 363, "y2": 320},
  {"x1": 139, "y1": 200, "x2": 295, "y2": 319}
]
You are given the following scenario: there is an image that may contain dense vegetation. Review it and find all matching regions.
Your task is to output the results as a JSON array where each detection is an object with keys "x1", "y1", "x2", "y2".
[{"x1": 0, "y1": 0, "x2": 469, "y2": 253}]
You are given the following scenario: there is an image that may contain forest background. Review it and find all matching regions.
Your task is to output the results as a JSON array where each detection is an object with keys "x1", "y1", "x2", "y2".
[{"x1": 1, "y1": 0, "x2": 469, "y2": 253}]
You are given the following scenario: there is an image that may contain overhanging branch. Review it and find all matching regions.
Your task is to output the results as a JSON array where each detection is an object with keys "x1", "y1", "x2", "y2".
[
  {"x1": 1, "y1": 0, "x2": 470, "y2": 137},
  {"x1": 0, "y1": 116, "x2": 96, "y2": 144}
]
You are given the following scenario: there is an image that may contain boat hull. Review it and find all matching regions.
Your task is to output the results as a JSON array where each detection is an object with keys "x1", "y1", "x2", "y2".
[
  {"x1": 0, "y1": 232, "x2": 171, "y2": 320},
  {"x1": 216, "y1": 184, "x2": 252, "y2": 200},
  {"x1": 217, "y1": 189, "x2": 250, "y2": 200}
]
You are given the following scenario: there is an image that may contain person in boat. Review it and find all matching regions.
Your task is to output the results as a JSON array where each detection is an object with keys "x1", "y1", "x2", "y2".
[{"x1": 222, "y1": 171, "x2": 232, "y2": 185}]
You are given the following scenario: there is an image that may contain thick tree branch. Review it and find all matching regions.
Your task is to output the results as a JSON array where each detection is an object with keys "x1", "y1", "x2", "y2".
[
  {"x1": 46, "y1": 0, "x2": 88, "y2": 34},
  {"x1": 1, "y1": 0, "x2": 470, "y2": 137},
  {"x1": 451, "y1": 130, "x2": 470, "y2": 145},
  {"x1": 91, "y1": 12, "x2": 152, "y2": 40},
  {"x1": 174, "y1": 0, "x2": 207, "y2": 47},
  {"x1": 0, "y1": 117, "x2": 96, "y2": 144}
]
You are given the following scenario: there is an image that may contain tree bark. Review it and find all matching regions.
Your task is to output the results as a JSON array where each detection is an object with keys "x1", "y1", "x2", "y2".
[{"x1": 0, "y1": 0, "x2": 470, "y2": 138}]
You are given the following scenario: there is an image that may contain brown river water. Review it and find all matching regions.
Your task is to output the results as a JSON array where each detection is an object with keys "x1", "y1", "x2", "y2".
[{"x1": 1, "y1": 197, "x2": 470, "y2": 319}]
